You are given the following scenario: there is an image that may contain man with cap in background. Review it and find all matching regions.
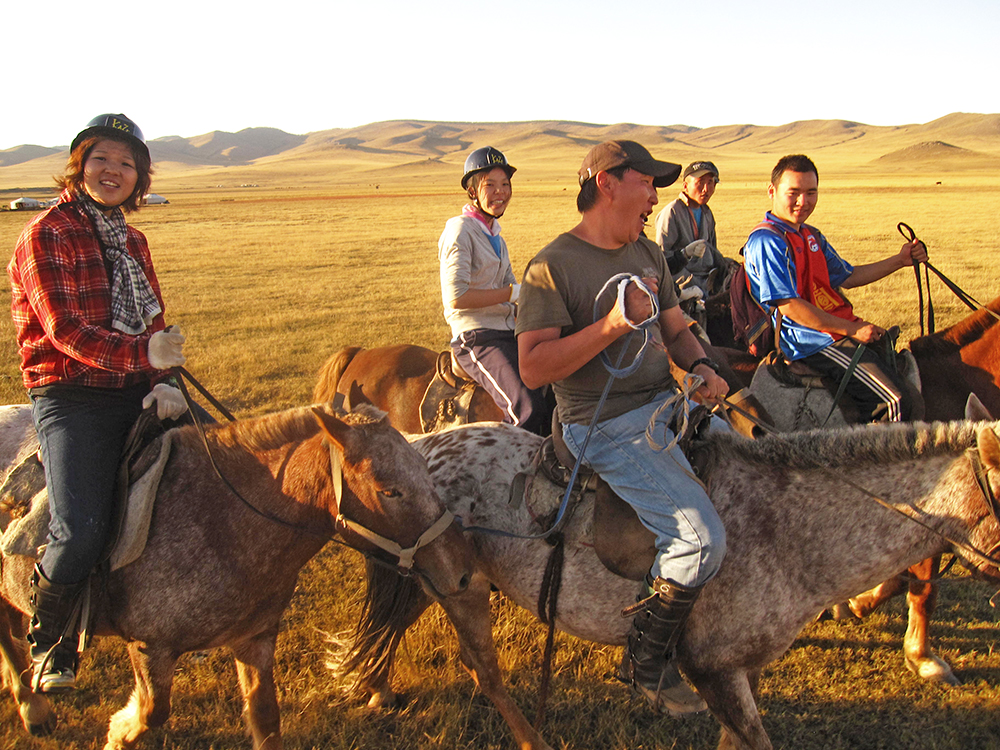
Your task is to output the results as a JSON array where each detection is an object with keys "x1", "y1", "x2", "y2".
[
  {"x1": 516, "y1": 140, "x2": 729, "y2": 717},
  {"x1": 654, "y1": 160, "x2": 731, "y2": 299}
]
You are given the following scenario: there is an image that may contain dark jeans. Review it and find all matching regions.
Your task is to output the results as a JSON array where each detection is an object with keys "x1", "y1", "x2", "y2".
[
  {"x1": 30, "y1": 384, "x2": 147, "y2": 585},
  {"x1": 452, "y1": 328, "x2": 548, "y2": 435}
]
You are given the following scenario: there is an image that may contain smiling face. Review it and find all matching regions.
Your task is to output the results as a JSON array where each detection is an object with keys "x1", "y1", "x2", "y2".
[
  {"x1": 82, "y1": 139, "x2": 139, "y2": 210},
  {"x1": 768, "y1": 169, "x2": 818, "y2": 228},
  {"x1": 471, "y1": 167, "x2": 512, "y2": 219}
]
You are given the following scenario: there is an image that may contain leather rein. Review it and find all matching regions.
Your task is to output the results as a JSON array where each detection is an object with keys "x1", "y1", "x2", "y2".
[{"x1": 171, "y1": 367, "x2": 453, "y2": 573}]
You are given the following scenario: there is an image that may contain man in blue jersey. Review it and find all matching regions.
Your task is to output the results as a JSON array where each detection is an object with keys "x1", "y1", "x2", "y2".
[{"x1": 743, "y1": 154, "x2": 927, "y2": 422}]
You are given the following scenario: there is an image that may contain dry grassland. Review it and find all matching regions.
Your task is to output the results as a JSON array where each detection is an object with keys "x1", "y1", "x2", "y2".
[{"x1": 0, "y1": 125, "x2": 999, "y2": 749}]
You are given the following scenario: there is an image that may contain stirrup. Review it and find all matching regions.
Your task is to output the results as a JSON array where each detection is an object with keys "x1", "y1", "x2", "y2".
[
  {"x1": 617, "y1": 649, "x2": 707, "y2": 717},
  {"x1": 31, "y1": 641, "x2": 78, "y2": 694}
]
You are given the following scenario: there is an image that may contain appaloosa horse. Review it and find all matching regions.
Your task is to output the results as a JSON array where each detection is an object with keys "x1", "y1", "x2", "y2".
[
  {"x1": 716, "y1": 294, "x2": 1000, "y2": 684},
  {"x1": 0, "y1": 403, "x2": 472, "y2": 749},
  {"x1": 342, "y1": 419, "x2": 1000, "y2": 750}
]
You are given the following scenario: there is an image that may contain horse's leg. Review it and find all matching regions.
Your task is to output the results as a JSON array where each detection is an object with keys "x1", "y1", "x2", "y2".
[
  {"x1": 437, "y1": 572, "x2": 554, "y2": 750},
  {"x1": 231, "y1": 628, "x2": 283, "y2": 750},
  {"x1": 689, "y1": 669, "x2": 772, "y2": 750},
  {"x1": 105, "y1": 641, "x2": 177, "y2": 750},
  {"x1": 846, "y1": 574, "x2": 906, "y2": 618},
  {"x1": 903, "y1": 556, "x2": 958, "y2": 685},
  {"x1": 0, "y1": 603, "x2": 56, "y2": 736},
  {"x1": 364, "y1": 585, "x2": 433, "y2": 709}
]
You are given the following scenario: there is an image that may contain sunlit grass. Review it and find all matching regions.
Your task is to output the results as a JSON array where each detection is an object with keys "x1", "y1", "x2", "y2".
[{"x1": 0, "y1": 154, "x2": 998, "y2": 749}]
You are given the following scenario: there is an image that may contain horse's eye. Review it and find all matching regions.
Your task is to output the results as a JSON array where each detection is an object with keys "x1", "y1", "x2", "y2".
[{"x1": 380, "y1": 488, "x2": 402, "y2": 499}]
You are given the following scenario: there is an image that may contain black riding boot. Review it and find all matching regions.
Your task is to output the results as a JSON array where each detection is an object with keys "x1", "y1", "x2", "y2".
[
  {"x1": 618, "y1": 576, "x2": 706, "y2": 716},
  {"x1": 27, "y1": 565, "x2": 84, "y2": 694}
]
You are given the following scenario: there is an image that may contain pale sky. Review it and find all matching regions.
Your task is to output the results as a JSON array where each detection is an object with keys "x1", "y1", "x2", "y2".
[{"x1": 4, "y1": 0, "x2": 997, "y2": 150}]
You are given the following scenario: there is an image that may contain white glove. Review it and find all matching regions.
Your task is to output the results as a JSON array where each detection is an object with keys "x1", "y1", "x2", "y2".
[
  {"x1": 683, "y1": 240, "x2": 708, "y2": 260},
  {"x1": 148, "y1": 326, "x2": 186, "y2": 369},
  {"x1": 509, "y1": 283, "x2": 521, "y2": 303},
  {"x1": 142, "y1": 383, "x2": 188, "y2": 421}
]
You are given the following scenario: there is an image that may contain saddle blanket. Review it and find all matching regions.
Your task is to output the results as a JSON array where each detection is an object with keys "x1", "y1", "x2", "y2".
[{"x1": 0, "y1": 432, "x2": 174, "y2": 571}]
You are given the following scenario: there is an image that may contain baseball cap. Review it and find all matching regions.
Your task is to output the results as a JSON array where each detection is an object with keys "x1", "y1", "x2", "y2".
[
  {"x1": 682, "y1": 160, "x2": 720, "y2": 181},
  {"x1": 578, "y1": 140, "x2": 681, "y2": 188}
]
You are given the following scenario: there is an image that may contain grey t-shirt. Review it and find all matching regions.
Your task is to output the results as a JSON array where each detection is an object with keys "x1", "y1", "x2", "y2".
[{"x1": 516, "y1": 232, "x2": 679, "y2": 425}]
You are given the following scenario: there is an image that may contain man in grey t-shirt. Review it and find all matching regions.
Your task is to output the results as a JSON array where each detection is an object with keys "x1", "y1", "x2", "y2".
[{"x1": 516, "y1": 140, "x2": 728, "y2": 717}]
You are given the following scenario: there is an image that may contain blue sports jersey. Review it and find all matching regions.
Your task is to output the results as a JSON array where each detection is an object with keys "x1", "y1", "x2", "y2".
[{"x1": 743, "y1": 212, "x2": 854, "y2": 360}]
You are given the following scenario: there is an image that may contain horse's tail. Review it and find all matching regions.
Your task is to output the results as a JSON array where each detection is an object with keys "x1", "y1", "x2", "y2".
[
  {"x1": 336, "y1": 558, "x2": 431, "y2": 701},
  {"x1": 314, "y1": 346, "x2": 363, "y2": 404}
]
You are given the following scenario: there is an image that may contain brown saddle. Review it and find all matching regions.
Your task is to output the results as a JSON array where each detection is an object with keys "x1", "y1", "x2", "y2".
[
  {"x1": 541, "y1": 407, "x2": 712, "y2": 582},
  {"x1": 418, "y1": 351, "x2": 479, "y2": 433}
]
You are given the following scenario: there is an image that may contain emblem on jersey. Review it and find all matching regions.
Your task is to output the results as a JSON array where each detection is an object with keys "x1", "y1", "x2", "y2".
[{"x1": 807, "y1": 234, "x2": 820, "y2": 253}]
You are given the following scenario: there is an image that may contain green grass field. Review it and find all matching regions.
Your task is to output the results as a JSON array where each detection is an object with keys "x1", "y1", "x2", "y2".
[{"x1": 1, "y1": 126, "x2": 999, "y2": 749}]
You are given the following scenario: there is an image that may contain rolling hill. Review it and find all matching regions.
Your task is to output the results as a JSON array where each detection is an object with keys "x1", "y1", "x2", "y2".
[{"x1": 4, "y1": 113, "x2": 1000, "y2": 194}]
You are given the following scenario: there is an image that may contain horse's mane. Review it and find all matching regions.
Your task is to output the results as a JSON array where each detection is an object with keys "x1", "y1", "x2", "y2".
[
  {"x1": 909, "y1": 295, "x2": 1000, "y2": 358},
  {"x1": 708, "y1": 419, "x2": 995, "y2": 468},
  {"x1": 204, "y1": 403, "x2": 387, "y2": 452}
]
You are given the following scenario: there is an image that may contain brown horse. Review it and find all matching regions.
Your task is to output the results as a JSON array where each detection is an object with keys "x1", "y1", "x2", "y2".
[
  {"x1": 314, "y1": 342, "x2": 771, "y2": 438},
  {"x1": 343, "y1": 419, "x2": 1000, "y2": 749},
  {"x1": 313, "y1": 345, "x2": 502, "y2": 433},
  {"x1": 0, "y1": 403, "x2": 472, "y2": 749}
]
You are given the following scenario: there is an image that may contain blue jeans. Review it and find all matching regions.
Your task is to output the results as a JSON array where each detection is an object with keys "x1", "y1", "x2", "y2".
[
  {"x1": 563, "y1": 391, "x2": 727, "y2": 587},
  {"x1": 31, "y1": 384, "x2": 147, "y2": 585}
]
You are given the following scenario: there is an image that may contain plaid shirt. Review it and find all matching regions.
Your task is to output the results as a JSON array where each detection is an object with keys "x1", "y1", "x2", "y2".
[{"x1": 8, "y1": 190, "x2": 166, "y2": 389}]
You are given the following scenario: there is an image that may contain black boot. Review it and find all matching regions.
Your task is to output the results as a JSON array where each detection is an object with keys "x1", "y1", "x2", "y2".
[
  {"x1": 27, "y1": 565, "x2": 84, "y2": 694},
  {"x1": 618, "y1": 576, "x2": 706, "y2": 716}
]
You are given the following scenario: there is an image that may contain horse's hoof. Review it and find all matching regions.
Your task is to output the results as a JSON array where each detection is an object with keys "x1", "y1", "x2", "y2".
[
  {"x1": 366, "y1": 690, "x2": 407, "y2": 710},
  {"x1": 906, "y1": 655, "x2": 961, "y2": 686},
  {"x1": 830, "y1": 602, "x2": 860, "y2": 621},
  {"x1": 28, "y1": 713, "x2": 57, "y2": 737}
]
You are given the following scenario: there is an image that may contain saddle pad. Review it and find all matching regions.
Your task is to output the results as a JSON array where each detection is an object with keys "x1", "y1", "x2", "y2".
[
  {"x1": 0, "y1": 431, "x2": 175, "y2": 570},
  {"x1": 419, "y1": 373, "x2": 477, "y2": 433}
]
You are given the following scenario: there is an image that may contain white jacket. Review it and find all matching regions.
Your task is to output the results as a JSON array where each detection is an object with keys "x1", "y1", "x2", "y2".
[{"x1": 439, "y1": 215, "x2": 517, "y2": 339}]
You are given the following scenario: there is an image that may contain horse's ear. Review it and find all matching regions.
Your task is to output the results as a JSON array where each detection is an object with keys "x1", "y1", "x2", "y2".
[
  {"x1": 977, "y1": 427, "x2": 1000, "y2": 471},
  {"x1": 311, "y1": 406, "x2": 354, "y2": 453},
  {"x1": 966, "y1": 392, "x2": 994, "y2": 422},
  {"x1": 346, "y1": 381, "x2": 367, "y2": 413}
]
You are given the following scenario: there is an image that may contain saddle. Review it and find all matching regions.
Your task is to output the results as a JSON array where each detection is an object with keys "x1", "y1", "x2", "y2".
[
  {"x1": 418, "y1": 351, "x2": 479, "y2": 433},
  {"x1": 530, "y1": 407, "x2": 713, "y2": 582},
  {"x1": 749, "y1": 328, "x2": 924, "y2": 431},
  {"x1": 0, "y1": 409, "x2": 173, "y2": 571}
]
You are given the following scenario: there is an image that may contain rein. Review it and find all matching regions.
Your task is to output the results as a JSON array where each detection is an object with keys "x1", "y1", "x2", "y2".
[
  {"x1": 898, "y1": 222, "x2": 1000, "y2": 336},
  {"x1": 171, "y1": 367, "x2": 452, "y2": 572}
]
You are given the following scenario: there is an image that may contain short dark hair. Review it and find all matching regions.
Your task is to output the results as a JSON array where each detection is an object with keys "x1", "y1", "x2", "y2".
[
  {"x1": 56, "y1": 132, "x2": 153, "y2": 213},
  {"x1": 771, "y1": 155, "x2": 818, "y2": 186},
  {"x1": 576, "y1": 165, "x2": 630, "y2": 213}
]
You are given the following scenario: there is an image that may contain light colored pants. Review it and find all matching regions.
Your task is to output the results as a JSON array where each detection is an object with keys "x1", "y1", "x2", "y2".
[{"x1": 563, "y1": 391, "x2": 727, "y2": 587}]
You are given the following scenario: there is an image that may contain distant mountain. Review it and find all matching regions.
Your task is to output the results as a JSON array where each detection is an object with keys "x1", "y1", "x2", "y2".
[
  {"x1": 0, "y1": 144, "x2": 63, "y2": 168},
  {"x1": 4, "y1": 115, "x2": 1000, "y2": 185},
  {"x1": 150, "y1": 127, "x2": 308, "y2": 165}
]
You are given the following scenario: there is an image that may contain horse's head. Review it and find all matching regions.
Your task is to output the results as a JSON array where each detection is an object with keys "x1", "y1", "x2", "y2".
[
  {"x1": 311, "y1": 405, "x2": 472, "y2": 598},
  {"x1": 954, "y1": 425, "x2": 1000, "y2": 584}
]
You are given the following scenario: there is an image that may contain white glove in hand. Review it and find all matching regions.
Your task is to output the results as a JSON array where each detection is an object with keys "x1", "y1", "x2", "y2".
[
  {"x1": 142, "y1": 384, "x2": 188, "y2": 421},
  {"x1": 509, "y1": 283, "x2": 521, "y2": 303},
  {"x1": 683, "y1": 240, "x2": 708, "y2": 260},
  {"x1": 148, "y1": 326, "x2": 186, "y2": 369}
]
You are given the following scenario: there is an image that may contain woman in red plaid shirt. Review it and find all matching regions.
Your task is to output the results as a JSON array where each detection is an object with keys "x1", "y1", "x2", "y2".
[{"x1": 7, "y1": 114, "x2": 188, "y2": 694}]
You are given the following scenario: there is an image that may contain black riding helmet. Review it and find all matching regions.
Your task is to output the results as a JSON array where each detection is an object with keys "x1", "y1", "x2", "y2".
[
  {"x1": 461, "y1": 146, "x2": 516, "y2": 189},
  {"x1": 70, "y1": 114, "x2": 149, "y2": 159}
]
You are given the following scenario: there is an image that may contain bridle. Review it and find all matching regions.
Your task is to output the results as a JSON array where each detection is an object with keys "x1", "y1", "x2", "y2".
[
  {"x1": 172, "y1": 367, "x2": 455, "y2": 573},
  {"x1": 325, "y1": 439, "x2": 455, "y2": 571}
]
